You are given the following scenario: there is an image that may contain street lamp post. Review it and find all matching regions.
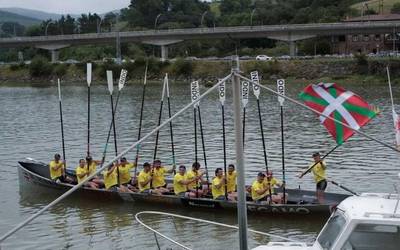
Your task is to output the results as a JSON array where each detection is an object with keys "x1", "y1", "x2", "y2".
[
  {"x1": 97, "y1": 18, "x2": 103, "y2": 33},
  {"x1": 154, "y1": 13, "x2": 162, "y2": 30},
  {"x1": 45, "y1": 21, "x2": 55, "y2": 36},
  {"x1": 201, "y1": 11, "x2": 208, "y2": 27},
  {"x1": 250, "y1": 9, "x2": 256, "y2": 27}
]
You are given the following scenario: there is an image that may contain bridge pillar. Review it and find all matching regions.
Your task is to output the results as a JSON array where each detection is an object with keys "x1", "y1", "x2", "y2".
[
  {"x1": 35, "y1": 44, "x2": 69, "y2": 63},
  {"x1": 161, "y1": 45, "x2": 168, "y2": 62},
  {"x1": 50, "y1": 50, "x2": 59, "y2": 63},
  {"x1": 289, "y1": 41, "x2": 297, "y2": 57}
]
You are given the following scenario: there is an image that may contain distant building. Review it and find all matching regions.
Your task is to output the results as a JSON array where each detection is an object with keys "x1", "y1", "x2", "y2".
[{"x1": 333, "y1": 14, "x2": 400, "y2": 54}]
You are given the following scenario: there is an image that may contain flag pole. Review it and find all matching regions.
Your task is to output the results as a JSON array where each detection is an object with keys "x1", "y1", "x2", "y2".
[
  {"x1": 299, "y1": 144, "x2": 340, "y2": 178},
  {"x1": 386, "y1": 67, "x2": 395, "y2": 110},
  {"x1": 386, "y1": 67, "x2": 400, "y2": 148}
]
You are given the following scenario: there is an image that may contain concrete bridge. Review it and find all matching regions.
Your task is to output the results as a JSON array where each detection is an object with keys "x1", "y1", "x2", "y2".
[{"x1": 1, "y1": 21, "x2": 399, "y2": 62}]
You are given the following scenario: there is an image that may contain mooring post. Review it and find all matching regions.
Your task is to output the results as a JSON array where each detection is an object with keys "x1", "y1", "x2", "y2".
[{"x1": 232, "y1": 57, "x2": 248, "y2": 250}]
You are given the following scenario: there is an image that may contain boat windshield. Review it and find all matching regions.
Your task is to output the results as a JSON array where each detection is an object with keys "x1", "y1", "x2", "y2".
[
  {"x1": 317, "y1": 211, "x2": 346, "y2": 249},
  {"x1": 341, "y1": 224, "x2": 400, "y2": 250}
]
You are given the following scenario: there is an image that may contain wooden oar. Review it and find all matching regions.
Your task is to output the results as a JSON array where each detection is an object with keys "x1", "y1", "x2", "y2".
[
  {"x1": 133, "y1": 62, "x2": 148, "y2": 183},
  {"x1": 277, "y1": 79, "x2": 286, "y2": 203},
  {"x1": 242, "y1": 81, "x2": 249, "y2": 147},
  {"x1": 329, "y1": 180, "x2": 359, "y2": 196},
  {"x1": 86, "y1": 63, "x2": 92, "y2": 157},
  {"x1": 251, "y1": 71, "x2": 272, "y2": 203},
  {"x1": 219, "y1": 81, "x2": 228, "y2": 199},
  {"x1": 57, "y1": 79, "x2": 67, "y2": 176},
  {"x1": 191, "y1": 80, "x2": 200, "y2": 197},
  {"x1": 107, "y1": 71, "x2": 118, "y2": 156},
  {"x1": 165, "y1": 74, "x2": 176, "y2": 174},
  {"x1": 197, "y1": 105, "x2": 210, "y2": 190}
]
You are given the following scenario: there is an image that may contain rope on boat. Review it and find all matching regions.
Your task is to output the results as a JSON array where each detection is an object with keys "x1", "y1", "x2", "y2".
[
  {"x1": 135, "y1": 211, "x2": 298, "y2": 250},
  {"x1": 0, "y1": 74, "x2": 233, "y2": 245}
]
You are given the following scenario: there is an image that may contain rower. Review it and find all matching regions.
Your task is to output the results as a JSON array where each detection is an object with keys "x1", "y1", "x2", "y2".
[
  {"x1": 101, "y1": 161, "x2": 119, "y2": 191},
  {"x1": 85, "y1": 156, "x2": 104, "y2": 187},
  {"x1": 117, "y1": 157, "x2": 135, "y2": 187},
  {"x1": 212, "y1": 168, "x2": 225, "y2": 200},
  {"x1": 186, "y1": 162, "x2": 207, "y2": 197},
  {"x1": 227, "y1": 164, "x2": 237, "y2": 193},
  {"x1": 264, "y1": 170, "x2": 287, "y2": 204},
  {"x1": 75, "y1": 159, "x2": 98, "y2": 189},
  {"x1": 299, "y1": 152, "x2": 327, "y2": 204},
  {"x1": 151, "y1": 159, "x2": 175, "y2": 194},
  {"x1": 251, "y1": 172, "x2": 271, "y2": 204},
  {"x1": 49, "y1": 153, "x2": 66, "y2": 183},
  {"x1": 138, "y1": 162, "x2": 162, "y2": 195}
]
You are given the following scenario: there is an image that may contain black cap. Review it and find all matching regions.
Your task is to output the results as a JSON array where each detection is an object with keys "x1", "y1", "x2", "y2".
[
  {"x1": 312, "y1": 152, "x2": 320, "y2": 157},
  {"x1": 258, "y1": 172, "x2": 265, "y2": 177}
]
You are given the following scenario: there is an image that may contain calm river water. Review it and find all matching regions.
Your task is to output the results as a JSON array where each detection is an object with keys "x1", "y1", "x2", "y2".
[{"x1": 0, "y1": 77, "x2": 399, "y2": 249}]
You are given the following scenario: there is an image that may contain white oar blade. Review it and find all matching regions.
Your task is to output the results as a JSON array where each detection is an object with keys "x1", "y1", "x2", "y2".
[
  {"x1": 219, "y1": 80, "x2": 225, "y2": 105},
  {"x1": 242, "y1": 81, "x2": 249, "y2": 107},
  {"x1": 161, "y1": 74, "x2": 168, "y2": 101},
  {"x1": 191, "y1": 81, "x2": 200, "y2": 108},
  {"x1": 106, "y1": 70, "x2": 113, "y2": 94},
  {"x1": 118, "y1": 69, "x2": 128, "y2": 91},
  {"x1": 277, "y1": 79, "x2": 285, "y2": 106},
  {"x1": 86, "y1": 63, "x2": 92, "y2": 87},
  {"x1": 251, "y1": 71, "x2": 260, "y2": 99},
  {"x1": 143, "y1": 63, "x2": 148, "y2": 86},
  {"x1": 165, "y1": 73, "x2": 170, "y2": 98},
  {"x1": 57, "y1": 78, "x2": 62, "y2": 101}
]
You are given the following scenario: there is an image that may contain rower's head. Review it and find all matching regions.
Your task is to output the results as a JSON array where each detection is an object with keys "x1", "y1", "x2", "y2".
[
  {"x1": 192, "y1": 162, "x2": 200, "y2": 171},
  {"x1": 79, "y1": 159, "x2": 85, "y2": 167},
  {"x1": 143, "y1": 162, "x2": 151, "y2": 172},
  {"x1": 266, "y1": 170, "x2": 273, "y2": 179},
  {"x1": 228, "y1": 164, "x2": 235, "y2": 173},
  {"x1": 215, "y1": 168, "x2": 223, "y2": 177},
  {"x1": 120, "y1": 157, "x2": 127, "y2": 165},
  {"x1": 54, "y1": 153, "x2": 61, "y2": 162},
  {"x1": 257, "y1": 172, "x2": 265, "y2": 183},
  {"x1": 153, "y1": 159, "x2": 161, "y2": 168},
  {"x1": 178, "y1": 165, "x2": 186, "y2": 175},
  {"x1": 312, "y1": 152, "x2": 321, "y2": 162},
  {"x1": 86, "y1": 156, "x2": 92, "y2": 163}
]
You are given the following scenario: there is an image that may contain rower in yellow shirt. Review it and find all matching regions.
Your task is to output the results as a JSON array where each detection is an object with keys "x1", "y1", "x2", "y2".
[
  {"x1": 151, "y1": 159, "x2": 175, "y2": 194},
  {"x1": 117, "y1": 157, "x2": 135, "y2": 186},
  {"x1": 186, "y1": 162, "x2": 207, "y2": 197},
  {"x1": 102, "y1": 162, "x2": 119, "y2": 191},
  {"x1": 264, "y1": 170, "x2": 287, "y2": 204},
  {"x1": 173, "y1": 165, "x2": 196, "y2": 197},
  {"x1": 138, "y1": 162, "x2": 162, "y2": 195},
  {"x1": 212, "y1": 168, "x2": 228, "y2": 200},
  {"x1": 251, "y1": 172, "x2": 271, "y2": 204},
  {"x1": 75, "y1": 159, "x2": 98, "y2": 189},
  {"x1": 49, "y1": 153, "x2": 65, "y2": 182},
  {"x1": 85, "y1": 156, "x2": 104, "y2": 187},
  {"x1": 226, "y1": 164, "x2": 237, "y2": 193}
]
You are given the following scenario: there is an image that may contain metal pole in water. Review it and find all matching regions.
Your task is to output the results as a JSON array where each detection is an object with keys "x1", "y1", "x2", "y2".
[{"x1": 232, "y1": 58, "x2": 248, "y2": 250}]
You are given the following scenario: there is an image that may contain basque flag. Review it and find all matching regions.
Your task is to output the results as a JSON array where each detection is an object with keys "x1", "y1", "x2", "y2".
[{"x1": 299, "y1": 82, "x2": 378, "y2": 145}]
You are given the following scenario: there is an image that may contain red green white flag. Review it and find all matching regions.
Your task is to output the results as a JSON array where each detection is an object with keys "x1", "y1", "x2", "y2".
[{"x1": 299, "y1": 82, "x2": 378, "y2": 145}]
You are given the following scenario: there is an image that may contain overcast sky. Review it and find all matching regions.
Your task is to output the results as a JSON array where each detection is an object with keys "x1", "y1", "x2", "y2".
[{"x1": 0, "y1": 0, "x2": 131, "y2": 14}]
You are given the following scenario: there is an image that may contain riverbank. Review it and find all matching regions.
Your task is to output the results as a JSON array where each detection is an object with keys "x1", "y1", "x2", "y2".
[{"x1": 1, "y1": 57, "x2": 400, "y2": 85}]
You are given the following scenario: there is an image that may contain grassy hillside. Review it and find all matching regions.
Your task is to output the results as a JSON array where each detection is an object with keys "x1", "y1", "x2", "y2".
[
  {"x1": 0, "y1": 10, "x2": 41, "y2": 26},
  {"x1": 351, "y1": 0, "x2": 400, "y2": 14}
]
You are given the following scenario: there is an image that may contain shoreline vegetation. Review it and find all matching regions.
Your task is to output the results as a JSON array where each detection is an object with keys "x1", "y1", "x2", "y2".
[{"x1": 1, "y1": 55, "x2": 400, "y2": 86}]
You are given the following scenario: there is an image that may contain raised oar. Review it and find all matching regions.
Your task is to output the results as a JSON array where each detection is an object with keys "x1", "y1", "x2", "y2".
[
  {"x1": 242, "y1": 81, "x2": 249, "y2": 146},
  {"x1": 219, "y1": 80, "x2": 228, "y2": 199},
  {"x1": 191, "y1": 80, "x2": 200, "y2": 197},
  {"x1": 197, "y1": 105, "x2": 210, "y2": 190},
  {"x1": 251, "y1": 71, "x2": 272, "y2": 203},
  {"x1": 86, "y1": 63, "x2": 92, "y2": 157},
  {"x1": 133, "y1": 63, "x2": 148, "y2": 183},
  {"x1": 277, "y1": 79, "x2": 286, "y2": 203},
  {"x1": 165, "y1": 74, "x2": 176, "y2": 174},
  {"x1": 298, "y1": 144, "x2": 340, "y2": 178},
  {"x1": 107, "y1": 71, "x2": 118, "y2": 156},
  {"x1": 57, "y1": 79, "x2": 67, "y2": 176},
  {"x1": 329, "y1": 180, "x2": 359, "y2": 196}
]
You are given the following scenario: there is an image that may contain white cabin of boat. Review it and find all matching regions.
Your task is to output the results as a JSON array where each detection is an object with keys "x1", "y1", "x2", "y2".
[{"x1": 253, "y1": 193, "x2": 400, "y2": 250}]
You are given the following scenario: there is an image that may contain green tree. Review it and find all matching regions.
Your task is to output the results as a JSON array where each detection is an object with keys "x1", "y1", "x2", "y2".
[
  {"x1": 1, "y1": 22, "x2": 25, "y2": 37},
  {"x1": 391, "y1": 3, "x2": 400, "y2": 14}
]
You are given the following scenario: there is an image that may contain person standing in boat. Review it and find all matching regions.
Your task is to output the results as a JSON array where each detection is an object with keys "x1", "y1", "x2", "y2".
[
  {"x1": 299, "y1": 152, "x2": 327, "y2": 204},
  {"x1": 151, "y1": 159, "x2": 176, "y2": 194},
  {"x1": 138, "y1": 162, "x2": 163, "y2": 195},
  {"x1": 186, "y1": 162, "x2": 207, "y2": 197},
  {"x1": 49, "y1": 153, "x2": 66, "y2": 183},
  {"x1": 264, "y1": 171, "x2": 287, "y2": 204},
  {"x1": 251, "y1": 172, "x2": 271, "y2": 204},
  {"x1": 76, "y1": 159, "x2": 99, "y2": 189}
]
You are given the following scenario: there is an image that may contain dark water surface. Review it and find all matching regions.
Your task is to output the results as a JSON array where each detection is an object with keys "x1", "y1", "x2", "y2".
[{"x1": 0, "y1": 78, "x2": 399, "y2": 249}]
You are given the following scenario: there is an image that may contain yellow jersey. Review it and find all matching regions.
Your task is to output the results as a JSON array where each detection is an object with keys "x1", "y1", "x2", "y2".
[
  {"x1": 311, "y1": 161, "x2": 326, "y2": 183},
  {"x1": 76, "y1": 166, "x2": 88, "y2": 183},
  {"x1": 49, "y1": 160, "x2": 64, "y2": 180},
  {"x1": 152, "y1": 167, "x2": 167, "y2": 188},
  {"x1": 173, "y1": 173, "x2": 188, "y2": 194},
  {"x1": 251, "y1": 180, "x2": 267, "y2": 201},
  {"x1": 263, "y1": 177, "x2": 280, "y2": 194},
  {"x1": 86, "y1": 162, "x2": 97, "y2": 175},
  {"x1": 227, "y1": 171, "x2": 237, "y2": 193},
  {"x1": 118, "y1": 163, "x2": 133, "y2": 184},
  {"x1": 138, "y1": 170, "x2": 151, "y2": 191},
  {"x1": 212, "y1": 176, "x2": 225, "y2": 199},
  {"x1": 102, "y1": 168, "x2": 118, "y2": 190},
  {"x1": 186, "y1": 170, "x2": 200, "y2": 189}
]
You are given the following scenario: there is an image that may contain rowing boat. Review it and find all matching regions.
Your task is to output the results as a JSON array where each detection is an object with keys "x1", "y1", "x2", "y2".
[{"x1": 18, "y1": 159, "x2": 349, "y2": 215}]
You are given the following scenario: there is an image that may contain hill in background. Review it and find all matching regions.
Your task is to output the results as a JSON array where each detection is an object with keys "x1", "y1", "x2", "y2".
[{"x1": 0, "y1": 10, "x2": 41, "y2": 26}]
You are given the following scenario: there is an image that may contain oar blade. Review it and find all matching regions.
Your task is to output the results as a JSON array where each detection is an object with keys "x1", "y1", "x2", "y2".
[
  {"x1": 277, "y1": 79, "x2": 285, "y2": 106},
  {"x1": 106, "y1": 70, "x2": 113, "y2": 95},
  {"x1": 57, "y1": 78, "x2": 62, "y2": 101},
  {"x1": 242, "y1": 81, "x2": 249, "y2": 107},
  {"x1": 219, "y1": 80, "x2": 225, "y2": 105},
  {"x1": 164, "y1": 73, "x2": 170, "y2": 98},
  {"x1": 251, "y1": 71, "x2": 260, "y2": 99},
  {"x1": 87, "y1": 63, "x2": 92, "y2": 87},
  {"x1": 191, "y1": 80, "x2": 200, "y2": 108},
  {"x1": 118, "y1": 69, "x2": 128, "y2": 91}
]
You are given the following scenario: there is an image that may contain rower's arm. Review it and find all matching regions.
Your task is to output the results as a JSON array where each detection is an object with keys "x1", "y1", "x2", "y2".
[
  {"x1": 77, "y1": 172, "x2": 87, "y2": 178},
  {"x1": 215, "y1": 178, "x2": 225, "y2": 189}
]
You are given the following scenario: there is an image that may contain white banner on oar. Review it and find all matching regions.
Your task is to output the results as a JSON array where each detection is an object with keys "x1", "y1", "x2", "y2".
[
  {"x1": 277, "y1": 79, "x2": 285, "y2": 106},
  {"x1": 191, "y1": 81, "x2": 200, "y2": 108},
  {"x1": 86, "y1": 63, "x2": 92, "y2": 87},
  {"x1": 219, "y1": 80, "x2": 225, "y2": 105},
  {"x1": 242, "y1": 81, "x2": 249, "y2": 107},
  {"x1": 251, "y1": 71, "x2": 260, "y2": 99},
  {"x1": 106, "y1": 70, "x2": 113, "y2": 94}
]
